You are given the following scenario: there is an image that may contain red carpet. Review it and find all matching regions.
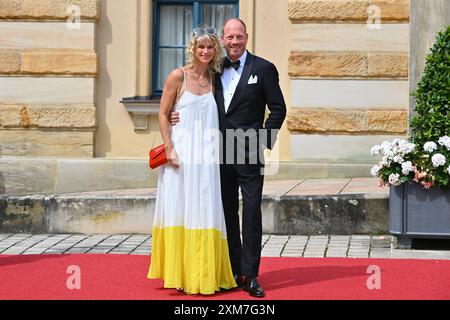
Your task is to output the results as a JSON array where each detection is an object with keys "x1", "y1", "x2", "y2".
[{"x1": 0, "y1": 254, "x2": 449, "y2": 300}]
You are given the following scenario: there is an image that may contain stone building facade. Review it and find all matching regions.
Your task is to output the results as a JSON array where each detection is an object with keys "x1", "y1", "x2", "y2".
[{"x1": 0, "y1": 0, "x2": 414, "y2": 194}]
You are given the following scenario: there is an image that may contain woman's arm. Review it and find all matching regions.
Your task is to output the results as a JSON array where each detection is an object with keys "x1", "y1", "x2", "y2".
[{"x1": 158, "y1": 68, "x2": 183, "y2": 168}]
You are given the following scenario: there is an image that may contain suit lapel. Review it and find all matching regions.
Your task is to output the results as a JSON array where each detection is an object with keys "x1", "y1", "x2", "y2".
[
  {"x1": 226, "y1": 51, "x2": 253, "y2": 115},
  {"x1": 215, "y1": 72, "x2": 226, "y2": 115}
]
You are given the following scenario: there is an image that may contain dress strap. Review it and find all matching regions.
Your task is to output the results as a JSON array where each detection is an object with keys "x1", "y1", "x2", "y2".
[{"x1": 179, "y1": 67, "x2": 187, "y2": 92}]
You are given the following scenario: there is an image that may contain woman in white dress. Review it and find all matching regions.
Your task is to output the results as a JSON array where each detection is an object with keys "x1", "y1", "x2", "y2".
[{"x1": 147, "y1": 27, "x2": 237, "y2": 295}]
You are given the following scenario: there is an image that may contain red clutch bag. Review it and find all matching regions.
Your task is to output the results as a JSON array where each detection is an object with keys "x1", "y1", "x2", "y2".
[{"x1": 149, "y1": 144, "x2": 168, "y2": 169}]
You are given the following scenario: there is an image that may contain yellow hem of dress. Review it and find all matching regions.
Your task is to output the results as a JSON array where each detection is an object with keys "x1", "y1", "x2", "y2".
[{"x1": 147, "y1": 226, "x2": 237, "y2": 295}]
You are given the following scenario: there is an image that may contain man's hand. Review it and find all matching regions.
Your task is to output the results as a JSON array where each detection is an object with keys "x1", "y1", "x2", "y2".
[{"x1": 169, "y1": 111, "x2": 180, "y2": 126}]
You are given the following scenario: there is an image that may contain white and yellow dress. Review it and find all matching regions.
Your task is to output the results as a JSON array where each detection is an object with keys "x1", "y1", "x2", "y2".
[{"x1": 147, "y1": 68, "x2": 237, "y2": 295}]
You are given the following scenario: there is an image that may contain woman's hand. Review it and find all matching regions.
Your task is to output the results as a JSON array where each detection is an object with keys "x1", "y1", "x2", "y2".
[
  {"x1": 166, "y1": 145, "x2": 180, "y2": 169},
  {"x1": 169, "y1": 111, "x2": 180, "y2": 126}
]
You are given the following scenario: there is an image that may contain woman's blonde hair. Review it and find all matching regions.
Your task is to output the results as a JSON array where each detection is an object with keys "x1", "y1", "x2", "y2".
[{"x1": 185, "y1": 27, "x2": 223, "y2": 73}]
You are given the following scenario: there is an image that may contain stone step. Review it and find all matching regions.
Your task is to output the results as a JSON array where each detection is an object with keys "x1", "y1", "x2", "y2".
[{"x1": 0, "y1": 178, "x2": 389, "y2": 235}]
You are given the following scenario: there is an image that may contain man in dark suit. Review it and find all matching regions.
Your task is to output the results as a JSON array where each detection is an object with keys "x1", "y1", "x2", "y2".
[
  {"x1": 170, "y1": 19, "x2": 286, "y2": 297},
  {"x1": 216, "y1": 18, "x2": 286, "y2": 298}
]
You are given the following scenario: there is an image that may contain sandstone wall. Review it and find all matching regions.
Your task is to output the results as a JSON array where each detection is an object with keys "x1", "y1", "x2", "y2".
[
  {"x1": 0, "y1": 0, "x2": 99, "y2": 157},
  {"x1": 287, "y1": 0, "x2": 410, "y2": 163}
]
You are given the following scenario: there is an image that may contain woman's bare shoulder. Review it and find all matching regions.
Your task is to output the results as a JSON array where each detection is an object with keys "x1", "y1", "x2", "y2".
[
  {"x1": 167, "y1": 68, "x2": 184, "y2": 82},
  {"x1": 163, "y1": 68, "x2": 185, "y2": 91}
]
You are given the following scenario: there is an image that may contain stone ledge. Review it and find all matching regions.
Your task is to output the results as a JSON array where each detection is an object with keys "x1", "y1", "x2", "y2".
[
  {"x1": 288, "y1": 0, "x2": 409, "y2": 22},
  {"x1": 0, "y1": 191, "x2": 388, "y2": 235},
  {"x1": 287, "y1": 108, "x2": 407, "y2": 134},
  {"x1": 0, "y1": 0, "x2": 99, "y2": 21},
  {"x1": 0, "y1": 104, "x2": 96, "y2": 128},
  {"x1": 0, "y1": 49, "x2": 97, "y2": 76},
  {"x1": 0, "y1": 195, "x2": 49, "y2": 233},
  {"x1": 288, "y1": 51, "x2": 408, "y2": 78},
  {"x1": 275, "y1": 194, "x2": 388, "y2": 234}
]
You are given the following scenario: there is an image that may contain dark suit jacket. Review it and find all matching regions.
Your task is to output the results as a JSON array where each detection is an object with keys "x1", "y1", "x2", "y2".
[{"x1": 215, "y1": 51, "x2": 287, "y2": 164}]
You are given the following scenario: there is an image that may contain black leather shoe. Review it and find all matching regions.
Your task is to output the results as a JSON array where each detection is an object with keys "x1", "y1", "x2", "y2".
[{"x1": 243, "y1": 277, "x2": 265, "y2": 298}]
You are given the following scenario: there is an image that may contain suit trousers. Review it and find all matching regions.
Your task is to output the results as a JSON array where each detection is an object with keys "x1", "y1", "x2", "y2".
[{"x1": 220, "y1": 163, "x2": 264, "y2": 277}]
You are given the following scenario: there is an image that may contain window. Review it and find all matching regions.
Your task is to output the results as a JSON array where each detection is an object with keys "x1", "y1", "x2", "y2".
[{"x1": 153, "y1": 0, "x2": 238, "y2": 95}]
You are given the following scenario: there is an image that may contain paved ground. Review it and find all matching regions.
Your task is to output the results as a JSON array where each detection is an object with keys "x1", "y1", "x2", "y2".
[
  {"x1": 64, "y1": 177, "x2": 389, "y2": 198},
  {"x1": 1, "y1": 233, "x2": 450, "y2": 260}
]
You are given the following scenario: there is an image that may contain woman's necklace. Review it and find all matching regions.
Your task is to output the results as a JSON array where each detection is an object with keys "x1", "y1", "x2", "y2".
[
  {"x1": 197, "y1": 79, "x2": 209, "y2": 88},
  {"x1": 189, "y1": 71, "x2": 209, "y2": 88}
]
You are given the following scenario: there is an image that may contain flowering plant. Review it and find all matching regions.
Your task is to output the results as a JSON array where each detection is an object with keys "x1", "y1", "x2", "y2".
[
  {"x1": 371, "y1": 26, "x2": 450, "y2": 189},
  {"x1": 371, "y1": 137, "x2": 450, "y2": 189}
]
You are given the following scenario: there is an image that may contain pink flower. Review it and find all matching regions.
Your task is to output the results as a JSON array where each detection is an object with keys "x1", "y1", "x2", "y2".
[{"x1": 421, "y1": 181, "x2": 433, "y2": 189}]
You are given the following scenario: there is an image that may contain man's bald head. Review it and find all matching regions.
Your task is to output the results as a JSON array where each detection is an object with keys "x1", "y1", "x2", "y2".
[{"x1": 222, "y1": 18, "x2": 247, "y2": 36}]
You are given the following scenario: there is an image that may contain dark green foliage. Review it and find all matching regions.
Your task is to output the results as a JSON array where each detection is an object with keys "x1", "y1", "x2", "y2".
[{"x1": 410, "y1": 25, "x2": 450, "y2": 146}]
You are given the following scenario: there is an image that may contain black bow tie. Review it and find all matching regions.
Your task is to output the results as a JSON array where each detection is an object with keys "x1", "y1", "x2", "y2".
[{"x1": 223, "y1": 58, "x2": 241, "y2": 70}]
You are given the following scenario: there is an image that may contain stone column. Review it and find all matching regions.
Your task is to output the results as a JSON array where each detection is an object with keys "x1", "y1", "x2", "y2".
[{"x1": 409, "y1": 0, "x2": 450, "y2": 129}]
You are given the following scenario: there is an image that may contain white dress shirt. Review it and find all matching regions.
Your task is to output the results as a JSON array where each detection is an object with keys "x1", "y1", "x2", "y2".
[{"x1": 220, "y1": 50, "x2": 247, "y2": 113}]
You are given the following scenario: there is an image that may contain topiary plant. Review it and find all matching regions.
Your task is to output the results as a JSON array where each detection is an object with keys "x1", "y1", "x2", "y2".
[
  {"x1": 410, "y1": 25, "x2": 450, "y2": 146},
  {"x1": 409, "y1": 25, "x2": 450, "y2": 188}
]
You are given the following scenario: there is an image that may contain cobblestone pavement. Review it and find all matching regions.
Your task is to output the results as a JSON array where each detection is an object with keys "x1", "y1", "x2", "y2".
[{"x1": 1, "y1": 233, "x2": 450, "y2": 260}]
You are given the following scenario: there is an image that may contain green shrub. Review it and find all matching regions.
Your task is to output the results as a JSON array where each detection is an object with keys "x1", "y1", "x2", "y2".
[{"x1": 410, "y1": 25, "x2": 450, "y2": 147}]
